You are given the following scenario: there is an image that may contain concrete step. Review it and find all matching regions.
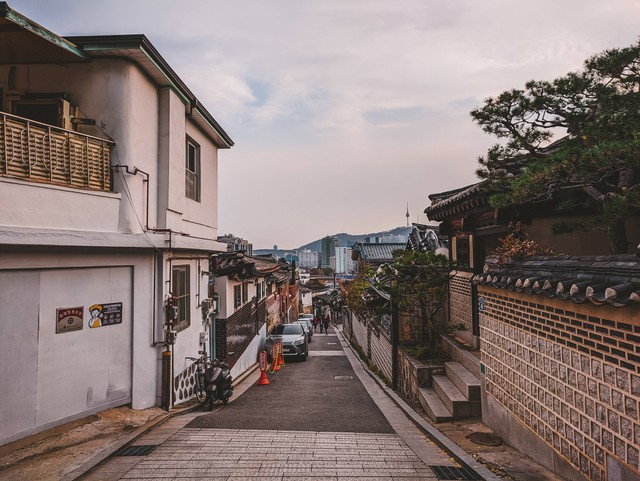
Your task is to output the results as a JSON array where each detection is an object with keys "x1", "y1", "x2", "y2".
[
  {"x1": 418, "y1": 387, "x2": 453, "y2": 423},
  {"x1": 432, "y1": 375, "x2": 481, "y2": 419},
  {"x1": 445, "y1": 361, "x2": 481, "y2": 401},
  {"x1": 441, "y1": 335, "x2": 481, "y2": 377}
]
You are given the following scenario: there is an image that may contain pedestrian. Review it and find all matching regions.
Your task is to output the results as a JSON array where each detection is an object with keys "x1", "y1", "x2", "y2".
[
  {"x1": 322, "y1": 315, "x2": 330, "y2": 334},
  {"x1": 312, "y1": 316, "x2": 319, "y2": 332}
]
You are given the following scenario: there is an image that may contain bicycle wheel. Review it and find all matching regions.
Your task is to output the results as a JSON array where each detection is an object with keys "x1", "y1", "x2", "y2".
[{"x1": 194, "y1": 374, "x2": 207, "y2": 403}]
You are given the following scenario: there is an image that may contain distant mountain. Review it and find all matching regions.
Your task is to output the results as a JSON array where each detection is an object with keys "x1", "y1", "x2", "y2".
[{"x1": 298, "y1": 226, "x2": 412, "y2": 252}]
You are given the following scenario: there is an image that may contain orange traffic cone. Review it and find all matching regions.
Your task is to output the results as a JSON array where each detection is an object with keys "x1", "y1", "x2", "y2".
[
  {"x1": 257, "y1": 351, "x2": 270, "y2": 385},
  {"x1": 277, "y1": 341, "x2": 285, "y2": 367}
]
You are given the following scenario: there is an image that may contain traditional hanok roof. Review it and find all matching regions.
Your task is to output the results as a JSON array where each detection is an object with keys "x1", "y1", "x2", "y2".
[
  {"x1": 352, "y1": 242, "x2": 406, "y2": 263},
  {"x1": 406, "y1": 223, "x2": 442, "y2": 251},
  {"x1": 473, "y1": 254, "x2": 640, "y2": 308},
  {"x1": 211, "y1": 252, "x2": 289, "y2": 282},
  {"x1": 425, "y1": 182, "x2": 487, "y2": 222}
]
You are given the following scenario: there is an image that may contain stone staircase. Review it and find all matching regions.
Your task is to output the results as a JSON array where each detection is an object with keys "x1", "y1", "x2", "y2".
[{"x1": 418, "y1": 336, "x2": 482, "y2": 423}]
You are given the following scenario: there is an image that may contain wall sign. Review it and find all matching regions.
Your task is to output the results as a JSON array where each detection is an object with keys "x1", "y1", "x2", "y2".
[
  {"x1": 88, "y1": 302, "x2": 123, "y2": 328},
  {"x1": 56, "y1": 306, "x2": 84, "y2": 333},
  {"x1": 478, "y1": 297, "x2": 485, "y2": 312}
]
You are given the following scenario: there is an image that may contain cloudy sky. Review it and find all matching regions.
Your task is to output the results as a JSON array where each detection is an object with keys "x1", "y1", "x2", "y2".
[{"x1": 11, "y1": 1, "x2": 639, "y2": 248}]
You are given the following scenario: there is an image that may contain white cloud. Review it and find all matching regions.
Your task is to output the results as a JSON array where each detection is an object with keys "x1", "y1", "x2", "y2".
[{"x1": 10, "y1": 0, "x2": 640, "y2": 247}]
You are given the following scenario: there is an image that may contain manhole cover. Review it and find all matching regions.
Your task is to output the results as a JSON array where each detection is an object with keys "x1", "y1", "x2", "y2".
[{"x1": 467, "y1": 432, "x2": 502, "y2": 446}]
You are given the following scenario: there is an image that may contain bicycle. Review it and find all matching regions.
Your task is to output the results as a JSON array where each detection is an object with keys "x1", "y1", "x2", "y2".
[{"x1": 186, "y1": 351, "x2": 211, "y2": 403}]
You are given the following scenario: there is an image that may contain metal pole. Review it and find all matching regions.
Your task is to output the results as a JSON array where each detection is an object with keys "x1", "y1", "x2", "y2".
[
  {"x1": 391, "y1": 283, "x2": 399, "y2": 391},
  {"x1": 161, "y1": 348, "x2": 172, "y2": 410}
]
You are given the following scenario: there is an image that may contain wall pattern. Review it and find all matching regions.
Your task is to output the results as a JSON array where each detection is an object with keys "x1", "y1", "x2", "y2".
[
  {"x1": 450, "y1": 271, "x2": 474, "y2": 333},
  {"x1": 480, "y1": 288, "x2": 640, "y2": 481}
]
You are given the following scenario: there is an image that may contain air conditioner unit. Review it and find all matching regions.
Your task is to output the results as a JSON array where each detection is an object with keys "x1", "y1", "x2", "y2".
[{"x1": 13, "y1": 94, "x2": 79, "y2": 131}]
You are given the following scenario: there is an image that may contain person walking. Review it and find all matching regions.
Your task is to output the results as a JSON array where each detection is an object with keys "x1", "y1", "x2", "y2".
[
  {"x1": 312, "y1": 316, "x2": 319, "y2": 332},
  {"x1": 322, "y1": 315, "x2": 330, "y2": 334}
]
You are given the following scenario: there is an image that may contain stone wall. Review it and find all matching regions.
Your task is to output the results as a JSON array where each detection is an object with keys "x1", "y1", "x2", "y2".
[
  {"x1": 349, "y1": 312, "x2": 393, "y2": 383},
  {"x1": 479, "y1": 286, "x2": 640, "y2": 481},
  {"x1": 370, "y1": 329, "x2": 392, "y2": 382},
  {"x1": 397, "y1": 349, "x2": 443, "y2": 404}
]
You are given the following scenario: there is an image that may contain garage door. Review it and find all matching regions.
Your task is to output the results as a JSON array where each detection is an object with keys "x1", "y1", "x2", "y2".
[{"x1": 37, "y1": 266, "x2": 133, "y2": 426}]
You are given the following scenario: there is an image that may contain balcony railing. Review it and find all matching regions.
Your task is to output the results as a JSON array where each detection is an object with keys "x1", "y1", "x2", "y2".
[{"x1": 0, "y1": 111, "x2": 114, "y2": 192}]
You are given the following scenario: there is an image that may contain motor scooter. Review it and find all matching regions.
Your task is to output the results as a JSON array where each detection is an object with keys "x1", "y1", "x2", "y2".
[{"x1": 204, "y1": 357, "x2": 233, "y2": 411}]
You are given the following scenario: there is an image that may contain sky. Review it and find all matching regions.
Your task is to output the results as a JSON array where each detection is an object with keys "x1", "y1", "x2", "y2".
[{"x1": 10, "y1": 1, "x2": 639, "y2": 248}]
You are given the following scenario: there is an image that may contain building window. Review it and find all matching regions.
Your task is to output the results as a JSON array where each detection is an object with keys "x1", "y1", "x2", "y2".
[
  {"x1": 242, "y1": 282, "x2": 248, "y2": 304},
  {"x1": 234, "y1": 284, "x2": 242, "y2": 309},
  {"x1": 172, "y1": 265, "x2": 190, "y2": 331},
  {"x1": 454, "y1": 236, "x2": 471, "y2": 269},
  {"x1": 185, "y1": 137, "x2": 200, "y2": 202}
]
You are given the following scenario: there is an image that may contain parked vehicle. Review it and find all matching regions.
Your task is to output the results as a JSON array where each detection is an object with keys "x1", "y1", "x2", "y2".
[
  {"x1": 295, "y1": 319, "x2": 313, "y2": 342},
  {"x1": 185, "y1": 352, "x2": 210, "y2": 404},
  {"x1": 266, "y1": 323, "x2": 308, "y2": 361},
  {"x1": 204, "y1": 357, "x2": 233, "y2": 410}
]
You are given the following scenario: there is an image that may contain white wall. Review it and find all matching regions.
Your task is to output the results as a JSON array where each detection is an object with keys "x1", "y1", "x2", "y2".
[
  {"x1": 0, "y1": 250, "x2": 159, "y2": 445},
  {"x1": 0, "y1": 178, "x2": 121, "y2": 231}
]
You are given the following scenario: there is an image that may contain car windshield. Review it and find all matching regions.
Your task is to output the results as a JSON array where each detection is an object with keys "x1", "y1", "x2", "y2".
[{"x1": 270, "y1": 324, "x2": 303, "y2": 335}]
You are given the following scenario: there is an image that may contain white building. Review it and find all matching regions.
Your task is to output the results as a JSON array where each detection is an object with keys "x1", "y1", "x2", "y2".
[
  {"x1": 335, "y1": 246, "x2": 354, "y2": 274},
  {"x1": 0, "y1": 4, "x2": 233, "y2": 446},
  {"x1": 299, "y1": 249, "x2": 319, "y2": 268}
]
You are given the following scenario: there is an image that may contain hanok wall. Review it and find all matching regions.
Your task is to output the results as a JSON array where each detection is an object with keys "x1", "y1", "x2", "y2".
[{"x1": 479, "y1": 288, "x2": 640, "y2": 481}]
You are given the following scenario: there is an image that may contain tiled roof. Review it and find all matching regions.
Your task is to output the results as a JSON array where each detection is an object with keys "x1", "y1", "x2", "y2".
[
  {"x1": 355, "y1": 243, "x2": 406, "y2": 262},
  {"x1": 473, "y1": 255, "x2": 640, "y2": 308},
  {"x1": 212, "y1": 252, "x2": 290, "y2": 281},
  {"x1": 407, "y1": 223, "x2": 442, "y2": 251},
  {"x1": 425, "y1": 182, "x2": 487, "y2": 221}
]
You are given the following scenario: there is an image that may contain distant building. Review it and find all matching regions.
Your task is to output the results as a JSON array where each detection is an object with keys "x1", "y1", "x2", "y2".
[
  {"x1": 299, "y1": 249, "x2": 319, "y2": 268},
  {"x1": 217, "y1": 234, "x2": 253, "y2": 255},
  {"x1": 364, "y1": 234, "x2": 406, "y2": 244},
  {"x1": 320, "y1": 236, "x2": 337, "y2": 268},
  {"x1": 335, "y1": 246, "x2": 354, "y2": 274}
]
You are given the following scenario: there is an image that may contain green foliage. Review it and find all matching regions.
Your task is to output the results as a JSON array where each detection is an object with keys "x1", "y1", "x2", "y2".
[
  {"x1": 383, "y1": 250, "x2": 454, "y2": 356},
  {"x1": 471, "y1": 39, "x2": 640, "y2": 254}
]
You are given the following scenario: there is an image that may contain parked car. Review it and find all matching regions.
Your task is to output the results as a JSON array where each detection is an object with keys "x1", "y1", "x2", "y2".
[
  {"x1": 299, "y1": 314, "x2": 315, "y2": 320},
  {"x1": 295, "y1": 319, "x2": 313, "y2": 342},
  {"x1": 266, "y1": 323, "x2": 308, "y2": 361}
]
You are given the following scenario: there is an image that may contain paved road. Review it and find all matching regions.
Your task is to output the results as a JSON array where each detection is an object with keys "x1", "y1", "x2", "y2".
[
  {"x1": 82, "y1": 326, "x2": 461, "y2": 480},
  {"x1": 187, "y1": 330, "x2": 393, "y2": 433}
]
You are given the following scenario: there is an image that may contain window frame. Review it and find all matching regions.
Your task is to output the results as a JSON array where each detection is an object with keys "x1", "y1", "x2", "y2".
[
  {"x1": 172, "y1": 265, "x2": 191, "y2": 332},
  {"x1": 185, "y1": 136, "x2": 201, "y2": 202},
  {"x1": 233, "y1": 284, "x2": 242, "y2": 309}
]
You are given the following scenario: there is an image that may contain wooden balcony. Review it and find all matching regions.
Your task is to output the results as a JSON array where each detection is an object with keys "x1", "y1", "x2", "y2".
[{"x1": 0, "y1": 111, "x2": 114, "y2": 192}]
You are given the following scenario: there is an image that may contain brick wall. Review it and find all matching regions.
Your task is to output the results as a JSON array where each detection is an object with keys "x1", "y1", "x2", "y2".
[
  {"x1": 479, "y1": 287, "x2": 640, "y2": 481},
  {"x1": 450, "y1": 271, "x2": 473, "y2": 333}
]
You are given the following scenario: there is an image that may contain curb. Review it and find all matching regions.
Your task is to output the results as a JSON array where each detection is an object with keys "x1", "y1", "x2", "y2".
[{"x1": 337, "y1": 328, "x2": 503, "y2": 481}]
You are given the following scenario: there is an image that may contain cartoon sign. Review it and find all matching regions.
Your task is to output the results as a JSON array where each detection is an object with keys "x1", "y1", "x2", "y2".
[
  {"x1": 88, "y1": 302, "x2": 123, "y2": 328},
  {"x1": 56, "y1": 306, "x2": 84, "y2": 333}
]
